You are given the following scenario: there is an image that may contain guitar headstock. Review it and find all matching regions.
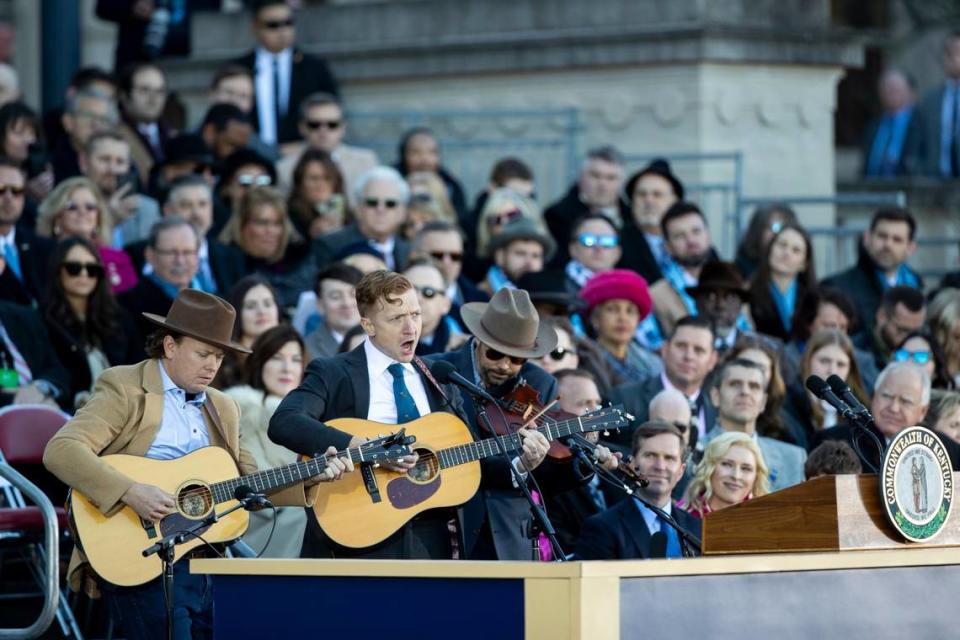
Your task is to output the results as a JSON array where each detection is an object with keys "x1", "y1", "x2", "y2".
[{"x1": 580, "y1": 404, "x2": 631, "y2": 433}]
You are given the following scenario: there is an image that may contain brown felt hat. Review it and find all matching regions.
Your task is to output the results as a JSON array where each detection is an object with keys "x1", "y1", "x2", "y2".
[
  {"x1": 143, "y1": 289, "x2": 251, "y2": 354},
  {"x1": 460, "y1": 288, "x2": 558, "y2": 359}
]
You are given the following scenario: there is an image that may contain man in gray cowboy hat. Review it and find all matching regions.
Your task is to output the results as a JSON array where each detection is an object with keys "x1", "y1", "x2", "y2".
[
  {"x1": 44, "y1": 289, "x2": 348, "y2": 639},
  {"x1": 479, "y1": 217, "x2": 556, "y2": 296},
  {"x1": 434, "y1": 287, "x2": 594, "y2": 560}
]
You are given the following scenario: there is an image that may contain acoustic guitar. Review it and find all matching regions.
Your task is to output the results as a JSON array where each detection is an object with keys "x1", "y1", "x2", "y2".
[
  {"x1": 312, "y1": 407, "x2": 629, "y2": 548},
  {"x1": 69, "y1": 432, "x2": 413, "y2": 586}
]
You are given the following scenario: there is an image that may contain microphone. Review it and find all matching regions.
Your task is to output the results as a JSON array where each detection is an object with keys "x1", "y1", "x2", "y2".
[
  {"x1": 650, "y1": 531, "x2": 668, "y2": 559},
  {"x1": 826, "y1": 374, "x2": 871, "y2": 417},
  {"x1": 233, "y1": 485, "x2": 270, "y2": 511},
  {"x1": 804, "y1": 375, "x2": 859, "y2": 422},
  {"x1": 429, "y1": 360, "x2": 498, "y2": 403}
]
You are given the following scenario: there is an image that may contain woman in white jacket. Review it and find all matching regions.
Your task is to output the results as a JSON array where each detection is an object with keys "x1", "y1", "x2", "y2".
[{"x1": 226, "y1": 324, "x2": 307, "y2": 557}]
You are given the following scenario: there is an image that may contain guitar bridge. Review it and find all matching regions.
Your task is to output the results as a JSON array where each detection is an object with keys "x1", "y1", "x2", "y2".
[{"x1": 361, "y1": 465, "x2": 381, "y2": 503}]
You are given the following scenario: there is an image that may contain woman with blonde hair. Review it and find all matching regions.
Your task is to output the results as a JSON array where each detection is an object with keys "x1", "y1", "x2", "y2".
[
  {"x1": 929, "y1": 288, "x2": 960, "y2": 387},
  {"x1": 680, "y1": 431, "x2": 770, "y2": 517},
  {"x1": 218, "y1": 185, "x2": 315, "y2": 310},
  {"x1": 475, "y1": 187, "x2": 546, "y2": 258},
  {"x1": 37, "y1": 176, "x2": 138, "y2": 293},
  {"x1": 782, "y1": 329, "x2": 869, "y2": 449}
]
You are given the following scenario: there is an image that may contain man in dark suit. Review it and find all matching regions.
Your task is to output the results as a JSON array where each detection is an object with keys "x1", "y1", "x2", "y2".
[
  {"x1": 119, "y1": 217, "x2": 201, "y2": 340},
  {"x1": 544, "y1": 146, "x2": 629, "y2": 269},
  {"x1": 314, "y1": 166, "x2": 411, "y2": 270},
  {"x1": 607, "y1": 316, "x2": 718, "y2": 456},
  {"x1": 821, "y1": 208, "x2": 922, "y2": 332},
  {"x1": 434, "y1": 288, "x2": 589, "y2": 561},
  {"x1": 862, "y1": 69, "x2": 916, "y2": 178},
  {"x1": 813, "y1": 361, "x2": 960, "y2": 472},
  {"x1": 0, "y1": 300, "x2": 69, "y2": 408},
  {"x1": 618, "y1": 159, "x2": 685, "y2": 284},
  {"x1": 902, "y1": 32, "x2": 960, "y2": 178},
  {"x1": 126, "y1": 175, "x2": 244, "y2": 296},
  {"x1": 234, "y1": 0, "x2": 339, "y2": 147},
  {"x1": 0, "y1": 160, "x2": 54, "y2": 306},
  {"x1": 270, "y1": 271, "x2": 547, "y2": 559},
  {"x1": 577, "y1": 421, "x2": 701, "y2": 560}
]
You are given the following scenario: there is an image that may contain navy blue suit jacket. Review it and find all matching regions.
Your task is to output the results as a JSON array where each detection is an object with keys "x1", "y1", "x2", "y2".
[{"x1": 576, "y1": 498, "x2": 702, "y2": 560}]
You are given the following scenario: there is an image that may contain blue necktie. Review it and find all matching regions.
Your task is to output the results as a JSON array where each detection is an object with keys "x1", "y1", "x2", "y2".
[
  {"x1": 198, "y1": 256, "x2": 217, "y2": 294},
  {"x1": 3, "y1": 242, "x2": 21, "y2": 282},
  {"x1": 388, "y1": 363, "x2": 421, "y2": 423},
  {"x1": 659, "y1": 516, "x2": 682, "y2": 559}
]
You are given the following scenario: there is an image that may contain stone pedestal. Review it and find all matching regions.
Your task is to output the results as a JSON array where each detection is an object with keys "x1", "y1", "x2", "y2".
[{"x1": 161, "y1": 0, "x2": 862, "y2": 262}]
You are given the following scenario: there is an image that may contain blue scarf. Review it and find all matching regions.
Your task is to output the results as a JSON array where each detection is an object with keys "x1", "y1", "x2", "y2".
[
  {"x1": 146, "y1": 272, "x2": 201, "y2": 301},
  {"x1": 485, "y1": 265, "x2": 516, "y2": 293},
  {"x1": 877, "y1": 264, "x2": 920, "y2": 291},
  {"x1": 770, "y1": 279, "x2": 798, "y2": 335}
]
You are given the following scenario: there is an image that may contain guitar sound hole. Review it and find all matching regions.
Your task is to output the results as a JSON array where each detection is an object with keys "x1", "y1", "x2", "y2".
[
  {"x1": 409, "y1": 449, "x2": 439, "y2": 483},
  {"x1": 177, "y1": 482, "x2": 213, "y2": 519}
]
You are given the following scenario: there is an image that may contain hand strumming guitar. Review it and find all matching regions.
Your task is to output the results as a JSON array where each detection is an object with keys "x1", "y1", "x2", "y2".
[
  {"x1": 305, "y1": 446, "x2": 355, "y2": 486},
  {"x1": 122, "y1": 483, "x2": 176, "y2": 521},
  {"x1": 349, "y1": 435, "x2": 419, "y2": 472}
]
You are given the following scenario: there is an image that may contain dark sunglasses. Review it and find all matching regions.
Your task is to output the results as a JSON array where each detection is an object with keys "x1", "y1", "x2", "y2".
[
  {"x1": 417, "y1": 286, "x2": 443, "y2": 299},
  {"x1": 547, "y1": 346, "x2": 576, "y2": 361},
  {"x1": 0, "y1": 184, "x2": 24, "y2": 196},
  {"x1": 61, "y1": 261, "x2": 104, "y2": 278},
  {"x1": 484, "y1": 345, "x2": 526, "y2": 365},
  {"x1": 428, "y1": 251, "x2": 463, "y2": 263},
  {"x1": 364, "y1": 198, "x2": 400, "y2": 209},
  {"x1": 487, "y1": 209, "x2": 523, "y2": 228},
  {"x1": 894, "y1": 349, "x2": 931, "y2": 365},
  {"x1": 262, "y1": 18, "x2": 294, "y2": 30},
  {"x1": 304, "y1": 119, "x2": 341, "y2": 131},
  {"x1": 578, "y1": 233, "x2": 618, "y2": 249}
]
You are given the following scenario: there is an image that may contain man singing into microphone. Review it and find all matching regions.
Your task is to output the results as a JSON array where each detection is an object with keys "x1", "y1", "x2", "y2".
[
  {"x1": 434, "y1": 287, "x2": 589, "y2": 560},
  {"x1": 269, "y1": 270, "x2": 471, "y2": 559}
]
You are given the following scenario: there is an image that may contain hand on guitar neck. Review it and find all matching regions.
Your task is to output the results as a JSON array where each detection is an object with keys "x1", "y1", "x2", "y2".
[
  {"x1": 517, "y1": 428, "x2": 550, "y2": 471},
  {"x1": 349, "y1": 435, "x2": 418, "y2": 472},
  {"x1": 304, "y1": 446, "x2": 354, "y2": 486}
]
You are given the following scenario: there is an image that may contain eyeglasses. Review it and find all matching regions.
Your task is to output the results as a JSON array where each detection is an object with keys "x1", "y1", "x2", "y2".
[
  {"x1": 262, "y1": 18, "x2": 294, "y2": 30},
  {"x1": 416, "y1": 286, "x2": 443, "y2": 299},
  {"x1": 65, "y1": 202, "x2": 99, "y2": 214},
  {"x1": 547, "y1": 346, "x2": 576, "y2": 361},
  {"x1": 410, "y1": 192, "x2": 433, "y2": 204},
  {"x1": 487, "y1": 209, "x2": 523, "y2": 228},
  {"x1": 894, "y1": 349, "x2": 931, "y2": 365},
  {"x1": 61, "y1": 261, "x2": 104, "y2": 278},
  {"x1": 363, "y1": 198, "x2": 400, "y2": 209},
  {"x1": 304, "y1": 119, "x2": 341, "y2": 131},
  {"x1": 578, "y1": 233, "x2": 618, "y2": 249},
  {"x1": 483, "y1": 345, "x2": 526, "y2": 365},
  {"x1": 0, "y1": 184, "x2": 24, "y2": 197},
  {"x1": 428, "y1": 251, "x2": 463, "y2": 263},
  {"x1": 237, "y1": 174, "x2": 272, "y2": 187},
  {"x1": 153, "y1": 248, "x2": 197, "y2": 260}
]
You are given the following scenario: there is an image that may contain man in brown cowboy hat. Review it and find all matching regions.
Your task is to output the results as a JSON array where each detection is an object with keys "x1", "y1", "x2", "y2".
[
  {"x1": 434, "y1": 287, "x2": 593, "y2": 561},
  {"x1": 44, "y1": 289, "x2": 350, "y2": 639}
]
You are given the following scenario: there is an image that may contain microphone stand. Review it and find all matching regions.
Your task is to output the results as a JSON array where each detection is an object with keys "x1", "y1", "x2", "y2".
[
  {"x1": 142, "y1": 495, "x2": 265, "y2": 640},
  {"x1": 566, "y1": 438, "x2": 701, "y2": 558}
]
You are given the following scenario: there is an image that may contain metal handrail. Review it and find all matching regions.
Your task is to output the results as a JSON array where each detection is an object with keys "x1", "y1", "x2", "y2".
[{"x1": 0, "y1": 462, "x2": 59, "y2": 639}]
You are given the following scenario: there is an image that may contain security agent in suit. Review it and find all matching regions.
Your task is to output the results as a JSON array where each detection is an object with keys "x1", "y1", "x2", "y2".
[
  {"x1": 703, "y1": 358, "x2": 807, "y2": 492},
  {"x1": 0, "y1": 161, "x2": 54, "y2": 306},
  {"x1": 0, "y1": 300, "x2": 70, "y2": 408},
  {"x1": 43, "y1": 290, "x2": 342, "y2": 638},
  {"x1": 434, "y1": 288, "x2": 586, "y2": 561},
  {"x1": 269, "y1": 270, "x2": 492, "y2": 559},
  {"x1": 234, "y1": 1, "x2": 339, "y2": 147},
  {"x1": 576, "y1": 421, "x2": 701, "y2": 560},
  {"x1": 902, "y1": 33, "x2": 960, "y2": 178}
]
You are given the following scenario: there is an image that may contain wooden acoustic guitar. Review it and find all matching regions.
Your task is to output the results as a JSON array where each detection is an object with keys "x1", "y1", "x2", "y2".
[
  {"x1": 69, "y1": 432, "x2": 413, "y2": 586},
  {"x1": 312, "y1": 407, "x2": 629, "y2": 548}
]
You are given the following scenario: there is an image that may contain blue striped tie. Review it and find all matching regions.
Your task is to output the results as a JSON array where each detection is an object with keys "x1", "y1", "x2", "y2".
[{"x1": 388, "y1": 363, "x2": 421, "y2": 423}]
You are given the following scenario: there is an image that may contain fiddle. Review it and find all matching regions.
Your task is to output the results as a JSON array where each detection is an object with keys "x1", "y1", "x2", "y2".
[{"x1": 479, "y1": 378, "x2": 577, "y2": 461}]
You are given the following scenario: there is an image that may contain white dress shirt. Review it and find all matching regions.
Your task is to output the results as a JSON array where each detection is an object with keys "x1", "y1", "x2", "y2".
[
  {"x1": 255, "y1": 47, "x2": 293, "y2": 146},
  {"x1": 145, "y1": 361, "x2": 211, "y2": 460},
  {"x1": 364, "y1": 338, "x2": 431, "y2": 423}
]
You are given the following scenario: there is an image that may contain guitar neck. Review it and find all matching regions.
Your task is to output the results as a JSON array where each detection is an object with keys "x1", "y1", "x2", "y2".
[
  {"x1": 207, "y1": 446, "x2": 365, "y2": 504},
  {"x1": 436, "y1": 412, "x2": 617, "y2": 470}
]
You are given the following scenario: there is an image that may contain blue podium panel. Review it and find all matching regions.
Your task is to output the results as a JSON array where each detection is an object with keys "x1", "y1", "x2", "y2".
[{"x1": 212, "y1": 574, "x2": 525, "y2": 639}]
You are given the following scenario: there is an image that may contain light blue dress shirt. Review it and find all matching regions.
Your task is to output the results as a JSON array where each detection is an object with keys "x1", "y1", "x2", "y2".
[{"x1": 144, "y1": 361, "x2": 211, "y2": 460}]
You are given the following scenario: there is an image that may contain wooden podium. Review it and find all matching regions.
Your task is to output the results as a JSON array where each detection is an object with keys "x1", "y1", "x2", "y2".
[{"x1": 703, "y1": 473, "x2": 960, "y2": 554}]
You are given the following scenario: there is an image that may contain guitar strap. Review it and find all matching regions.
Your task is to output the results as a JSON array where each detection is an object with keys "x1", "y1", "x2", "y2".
[{"x1": 413, "y1": 356, "x2": 451, "y2": 407}]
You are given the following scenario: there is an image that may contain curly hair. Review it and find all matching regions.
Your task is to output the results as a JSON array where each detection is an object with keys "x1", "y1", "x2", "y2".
[{"x1": 682, "y1": 431, "x2": 770, "y2": 514}]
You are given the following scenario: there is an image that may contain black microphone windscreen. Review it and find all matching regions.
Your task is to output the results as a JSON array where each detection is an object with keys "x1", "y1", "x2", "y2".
[
  {"x1": 650, "y1": 531, "x2": 668, "y2": 559},
  {"x1": 805, "y1": 375, "x2": 829, "y2": 396},
  {"x1": 825, "y1": 374, "x2": 847, "y2": 394},
  {"x1": 429, "y1": 359, "x2": 456, "y2": 384},
  {"x1": 233, "y1": 484, "x2": 255, "y2": 501}
]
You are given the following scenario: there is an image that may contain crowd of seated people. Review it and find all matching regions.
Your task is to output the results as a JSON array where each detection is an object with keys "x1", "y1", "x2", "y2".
[{"x1": 4, "y1": 1, "x2": 960, "y2": 573}]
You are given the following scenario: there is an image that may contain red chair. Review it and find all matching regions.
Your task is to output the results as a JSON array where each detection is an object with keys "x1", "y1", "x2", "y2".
[{"x1": 0, "y1": 404, "x2": 82, "y2": 638}]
